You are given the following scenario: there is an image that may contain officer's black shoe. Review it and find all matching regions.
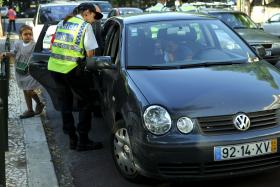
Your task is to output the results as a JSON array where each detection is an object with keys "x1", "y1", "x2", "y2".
[
  {"x1": 69, "y1": 133, "x2": 78, "y2": 150},
  {"x1": 77, "y1": 139, "x2": 103, "y2": 151}
]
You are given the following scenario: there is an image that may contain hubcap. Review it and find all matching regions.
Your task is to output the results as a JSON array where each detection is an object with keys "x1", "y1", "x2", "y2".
[{"x1": 114, "y1": 128, "x2": 137, "y2": 176}]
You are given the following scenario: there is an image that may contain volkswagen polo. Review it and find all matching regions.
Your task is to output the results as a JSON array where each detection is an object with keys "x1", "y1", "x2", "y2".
[{"x1": 30, "y1": 12, "x2": 280, "y2": 182}]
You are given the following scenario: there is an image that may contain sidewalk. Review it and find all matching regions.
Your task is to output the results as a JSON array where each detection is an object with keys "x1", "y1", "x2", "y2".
[{"x1": 1, "y1": 37, "x2": 59, "y2": 187}]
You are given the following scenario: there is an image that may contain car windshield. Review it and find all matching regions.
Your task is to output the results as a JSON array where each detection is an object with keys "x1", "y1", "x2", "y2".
[
  {"x1": 126, "y1": 19, "x2": 257, "y2": 68},
  {"x1": 211, "y1": 12, "x2": 258, "y2": 29},
  {"x1": 38, "y1": 5, "x2": 77, "y2": 24}
]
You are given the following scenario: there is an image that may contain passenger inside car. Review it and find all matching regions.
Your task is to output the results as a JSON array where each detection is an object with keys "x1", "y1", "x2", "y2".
[
  {"x1": 157, "y1": 27, "x2": 196, "y2": 63},
  {"x1": 164, "y1": 36, "x2": 193, "y2": 63}
]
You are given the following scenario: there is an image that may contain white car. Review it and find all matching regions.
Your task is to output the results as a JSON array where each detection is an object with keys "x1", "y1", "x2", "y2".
[
  {"x1": 29, "y1": 1, "x2": 80, "y2": 42},
  {"x1": 0, "y1": 6, "x2": 8, "y2": 16},
  {"x1": 263, "y1": 13, "x2": 280, "y2": 37}
]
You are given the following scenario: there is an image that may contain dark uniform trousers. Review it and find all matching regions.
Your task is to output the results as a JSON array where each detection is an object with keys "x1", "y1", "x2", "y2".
[{"x1": 51, "y1": 67, "x2": 94, "y2": 135}]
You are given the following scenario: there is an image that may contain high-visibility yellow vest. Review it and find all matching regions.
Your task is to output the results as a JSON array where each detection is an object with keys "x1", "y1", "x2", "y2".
[{"x1": 48, "y1": 16, "x2": 88, "y2": 74}]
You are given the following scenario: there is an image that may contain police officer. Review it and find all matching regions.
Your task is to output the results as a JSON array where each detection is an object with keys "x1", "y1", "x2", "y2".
[
  {"x1": 177, "y1": 0, "x2": 197, "y2": 12},
  {"x1": 146, "y1": 0, "x2": 169, "y2": 12},
  {"x1": 48, "y1": 3, "x2": 103, "y2": 151}
]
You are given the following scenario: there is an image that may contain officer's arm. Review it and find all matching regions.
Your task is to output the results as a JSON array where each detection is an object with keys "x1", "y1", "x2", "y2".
[{"x1": 86, "y1": 50, "x2": 95, "y2": 58}]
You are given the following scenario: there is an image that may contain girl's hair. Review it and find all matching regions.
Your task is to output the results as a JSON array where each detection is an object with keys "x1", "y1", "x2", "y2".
[
  {"x1": 19, "y1": 25, "x2": 33, "y2": 35},
  {"x1": 19, "y1": 25, "x2": 33, "y2": 39}
]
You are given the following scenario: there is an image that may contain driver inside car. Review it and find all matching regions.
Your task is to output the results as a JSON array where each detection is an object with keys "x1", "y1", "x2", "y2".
[{"x1": 164, "y1": 37, "x2": 193, "y2": 63}]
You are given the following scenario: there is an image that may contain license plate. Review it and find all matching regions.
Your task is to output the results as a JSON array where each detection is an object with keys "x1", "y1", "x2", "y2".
[
  {"x1": 266, "y1": 50, "x2": 272, "y2": 56},
  {"x1": 214, "y1": 139, "x2": 277, "y2": 161}
]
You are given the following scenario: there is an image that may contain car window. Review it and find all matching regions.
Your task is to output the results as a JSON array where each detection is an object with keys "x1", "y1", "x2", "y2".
[
  {"x1": 42, "y1": 26, "x2": 57, "y2": 50},
  {"x1": 108, "y1": 10, "x2": 115, "y2": 17},
  {"x1": 212, "y1": 12, "x2": 258, "y2": 29},
  {"x1": 119, "y1": 9, "x2": 143, "y2": 15},
  {"x1": 104, "y1": 25, "x2": 116, "y2": 55},
  {"x1": 270, "y1": 14, "x2": 280, "y2": 22},
  {"x1": 95, "y1": 2, "x2": 112, "y2": 12},
  {"x1": 110, "y1": 29, "x2": 120, "y2": 62},
  {"x1": 213, "y1": 26, "x2": 242, "y2": 51},
  {"x1": 126, "y1": 20, "x2": 256, "y2": 67},
  {"x1": 38, "y1": 5, "x2": 77, "y2": 24}
]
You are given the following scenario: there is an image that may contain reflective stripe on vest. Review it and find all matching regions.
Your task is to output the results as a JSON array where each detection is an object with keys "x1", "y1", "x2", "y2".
[
  {"x1": 51, "y1": 53, "x2": 80, "y2": 62},
  {"x1": 51, "y1": 43, "x2": 84, "y2": 53},
  {"x1": 48, "y1": 17, "x2": 88, "y2": 74}
]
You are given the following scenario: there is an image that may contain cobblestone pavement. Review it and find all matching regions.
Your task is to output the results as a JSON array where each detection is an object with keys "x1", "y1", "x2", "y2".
[
  {"x1": 5, "y1": 62, "x2": 28, "y2": 187},
  {"x1": 1, "y1": 37, "x2": 28, "y2": 186}
]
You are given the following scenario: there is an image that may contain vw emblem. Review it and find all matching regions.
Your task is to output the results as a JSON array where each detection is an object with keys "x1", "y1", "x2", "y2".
[{"x1": 233, "y1": 114, "x2": 250, "y2": 131}]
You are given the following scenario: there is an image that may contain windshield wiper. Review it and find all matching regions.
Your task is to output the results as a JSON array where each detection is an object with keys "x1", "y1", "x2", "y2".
[
  {"x1": 176, "y1": 60, "x2": 245, "y2": 69},
  {"x1": 233, "y1": 26, "x2": 248, "y2": 29},
  {"x1": 127, "y1": 65, "x2": 178, "y2": 70},
  {"x1": 127, "y1": 60, "x2": 246, "y2": 70}
]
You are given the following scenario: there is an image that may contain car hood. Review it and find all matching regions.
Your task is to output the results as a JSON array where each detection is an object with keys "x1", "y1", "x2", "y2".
[
  {"x1": 236, "y1": 28, "x2": 280, "y2": 44},
  {"x1": 128, "y1": 62, "x2": 280, "y2": 117}
]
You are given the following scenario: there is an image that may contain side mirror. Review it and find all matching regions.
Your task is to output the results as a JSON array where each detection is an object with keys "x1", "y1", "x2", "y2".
[
  {"x1": 86, "y1": 56, "x2": 116, "y2": 71},
  {"x1": 267, "y1": 19, "x2": 271, "y2": 23},
  {"x1": 252, "y1": 45, "x2": 266, "y2": 58}
]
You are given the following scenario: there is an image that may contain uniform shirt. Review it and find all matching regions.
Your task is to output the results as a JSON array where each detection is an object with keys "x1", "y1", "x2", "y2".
[
  {"x1": 146, "y1": 2, "x2": 169, "y2": 12},
  {"x1": 56, "y1": 15, "x2": 98, "y2": 52}
]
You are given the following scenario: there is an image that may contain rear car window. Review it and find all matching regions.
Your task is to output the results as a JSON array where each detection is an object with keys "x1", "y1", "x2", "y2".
[
  {"x1": 95, "y1": 2, "x2": 112, "y2": 12},
  {"x1": 38, "y1": 5, "x2": 77, "y2": 24}
]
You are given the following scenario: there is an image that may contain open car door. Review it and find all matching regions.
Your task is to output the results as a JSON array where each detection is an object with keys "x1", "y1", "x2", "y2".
[{"x1": 29, "y1": 24, "x2": 101, "y2": 112}]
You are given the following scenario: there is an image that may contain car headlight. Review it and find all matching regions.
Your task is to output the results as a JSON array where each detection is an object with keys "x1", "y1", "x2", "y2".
[
  {"x1": 143, "y1": 105, "x2": 172, "y2": 135},
  {"x1": 272, "y1": 43, "x2": 280, "y2": 49},
  {"x1": 177, "y1": 117, "x2": 194, "y2": 134}
]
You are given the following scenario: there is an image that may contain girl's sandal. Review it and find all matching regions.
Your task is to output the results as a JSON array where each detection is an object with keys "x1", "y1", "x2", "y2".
[{"x1": 19, "y1": 110, "x2": 35, "y2": 119}]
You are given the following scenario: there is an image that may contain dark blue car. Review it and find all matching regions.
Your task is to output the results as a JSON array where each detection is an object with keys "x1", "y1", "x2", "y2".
[{"x1": 30, "y1": 12, "x2": 280, "y2": 182}]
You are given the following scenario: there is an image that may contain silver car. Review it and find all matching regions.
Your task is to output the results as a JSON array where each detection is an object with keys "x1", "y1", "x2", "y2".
[{"x1": 263, "y1": 13, "x2": 280, "y2": 37}]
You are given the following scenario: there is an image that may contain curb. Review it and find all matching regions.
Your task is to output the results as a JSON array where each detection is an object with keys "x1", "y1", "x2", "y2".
[{"x1": 15, "y1": 70, "x2": 59, "y2": 187}]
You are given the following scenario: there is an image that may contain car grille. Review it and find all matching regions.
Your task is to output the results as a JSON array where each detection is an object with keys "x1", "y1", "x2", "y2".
[
  {"x1": 158, "y1": 153, "x2": 280, "y2": 177},
  {"x1": 197, "y1": 109, "x2": 278, "y2": 135}
]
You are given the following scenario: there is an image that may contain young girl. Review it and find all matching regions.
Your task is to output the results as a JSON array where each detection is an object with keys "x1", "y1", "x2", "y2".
[{"x1": 2, "y1": 25, "x2": 44, "y2": 119}]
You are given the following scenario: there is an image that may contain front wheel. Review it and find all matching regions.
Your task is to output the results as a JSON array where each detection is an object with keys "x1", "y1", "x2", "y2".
[{"x1": 111, "y1": 120, "x2": 144, "y2": 182}]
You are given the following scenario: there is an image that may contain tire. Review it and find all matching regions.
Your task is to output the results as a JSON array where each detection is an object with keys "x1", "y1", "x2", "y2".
[{"x1": 111, "y1": 120, "x2": 145, "y2": 182}]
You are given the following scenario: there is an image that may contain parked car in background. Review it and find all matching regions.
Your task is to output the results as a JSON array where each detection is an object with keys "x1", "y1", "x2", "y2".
[
  {"x1": 107, "y1": 7, "x2": 143, "y2": 18},
  {"x1": 263, "y1": 13, "x2": 280, "y2": 37},
  {"x1": 30, "y1": 12, "x2": 280, "y2": 182},
  {"x1": 199, "y1": 9, "x2": 280, "y2": 65},
  {"x1": 77, "y1": 0, "x2": 112, "y2": 19},
  {"x1": 30, "y1": 1, "x2": 80, "y2": 42},
  {"x1": 19, "y1": 7, "x2": 37, "y2": 18},
  {"x1": 0, "y1": 6, "x2": 8, "y2": 16}
]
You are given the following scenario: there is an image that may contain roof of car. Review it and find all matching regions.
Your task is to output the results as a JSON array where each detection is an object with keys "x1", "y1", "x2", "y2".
[{"x1": 112, "y1": 12, "x2": 215, "y2": 24}]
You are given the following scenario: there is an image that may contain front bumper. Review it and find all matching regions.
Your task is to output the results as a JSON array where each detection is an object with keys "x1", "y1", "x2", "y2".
[{"x1": 131, "y1": 133, "x2": 280, "y2": 180}]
